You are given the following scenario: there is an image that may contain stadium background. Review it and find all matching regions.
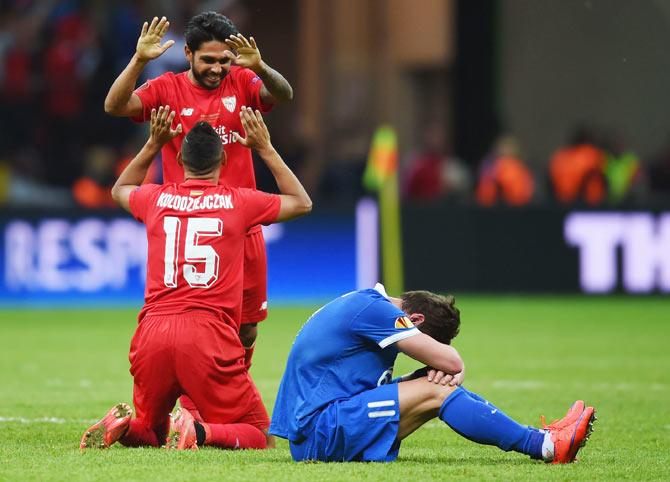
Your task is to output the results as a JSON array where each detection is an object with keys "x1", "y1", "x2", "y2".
[{"x1": 1, "y1": 1, "x2": 669, "y2": 481}]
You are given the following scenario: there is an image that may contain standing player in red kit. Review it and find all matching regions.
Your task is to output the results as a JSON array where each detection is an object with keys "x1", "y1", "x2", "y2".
[
  {"x1": 104, "y1": 12, "x2": 293, "y2": 372},
  {"x1": 79, "y1": 105, "x2": 311, "y2": 451}
]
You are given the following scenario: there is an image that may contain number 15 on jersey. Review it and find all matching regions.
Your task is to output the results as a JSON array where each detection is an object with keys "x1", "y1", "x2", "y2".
[{"x1": 163, "y1": 216, "x2": 222, "y2": 288}]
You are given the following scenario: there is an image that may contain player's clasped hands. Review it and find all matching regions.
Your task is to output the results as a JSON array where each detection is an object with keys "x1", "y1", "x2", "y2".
[
  {"x1": 427, "y1": 367, "x2": 465, "y2": 386},
  {"x1": 149, "y1": 106, "x2": 183, "y2": 145},
  {"x1": 233, "y1": 106, "x2": 271, "y2": 151},
  {"x1": 136, "y1": 16, "x2": 175, "y2": 61}
]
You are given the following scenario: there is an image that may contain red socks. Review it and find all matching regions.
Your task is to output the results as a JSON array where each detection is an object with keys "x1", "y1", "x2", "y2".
[
  {"x1": 119, "y1": 419, "x2": 267, "y2": 450},
  {"x1": 119, "y1": 419, "x2": 162, "y2": 447},
  {"x1": 203, "y1": 422, "x2": 267, "y2": 449}
]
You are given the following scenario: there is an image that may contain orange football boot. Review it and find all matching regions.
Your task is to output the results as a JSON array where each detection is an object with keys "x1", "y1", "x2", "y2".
[
  {"x1": 549, "y1": 405, "x2": 596, "y2": 464},
  {"x1": 540, "y1": 400, "x2": 585, "y2": 431},
  {"x1": 80, "y1": 403, "x2": 132, "y2": 451},
  {"x1": 165, "y1": 408, "x2": 198, "y2": 450}
]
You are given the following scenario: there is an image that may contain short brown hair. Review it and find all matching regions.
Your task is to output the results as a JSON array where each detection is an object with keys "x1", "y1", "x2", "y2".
[{"x1": 401, "y1": 291, "x2": 460, "y2": 345}]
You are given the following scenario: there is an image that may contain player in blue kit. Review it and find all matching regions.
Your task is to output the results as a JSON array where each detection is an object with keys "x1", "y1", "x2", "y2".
[{"x1": 270, "y1": 284, "x2": 596, "y2": 463}]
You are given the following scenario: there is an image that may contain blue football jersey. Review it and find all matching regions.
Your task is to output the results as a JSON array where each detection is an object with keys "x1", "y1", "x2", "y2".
[{"x1": 270, "y1": 284, "x2": 420, "y2": 441}]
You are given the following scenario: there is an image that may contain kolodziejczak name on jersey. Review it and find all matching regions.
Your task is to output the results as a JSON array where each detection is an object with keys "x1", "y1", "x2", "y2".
[{"x1": 156, "y1": 192, "x2": 234, "y2": 212}]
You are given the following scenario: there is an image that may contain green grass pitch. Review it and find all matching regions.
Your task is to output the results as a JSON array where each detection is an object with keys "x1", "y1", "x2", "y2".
[{"x1": 1, "y1": 296, "x2": 669, "y2": 481}]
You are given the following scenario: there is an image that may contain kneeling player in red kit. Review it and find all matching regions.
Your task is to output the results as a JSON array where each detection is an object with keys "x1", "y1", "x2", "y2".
[{"x1": 80, "y1": 106, "x2": 311, "y2": 451}]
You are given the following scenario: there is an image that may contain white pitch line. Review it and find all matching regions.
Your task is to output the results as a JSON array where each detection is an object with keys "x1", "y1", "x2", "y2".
[
  {"x1": 489, "y1": 380, "x2": 667, "y2": 391},
  {"x1": 420, "y1": 421, "x2": 442, "y2": 429},
  {"x1": 491, "y1": 380, "x2": 546, "y2": 390},
  {"x1": 0, "y1": 417, "x2": 96, "y2": 424},
  {"x1": 0, "y1": 417, "x2": 65, "y2": 424}
]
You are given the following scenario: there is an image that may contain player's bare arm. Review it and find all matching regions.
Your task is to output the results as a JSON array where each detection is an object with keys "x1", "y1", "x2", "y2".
[
  {"x1": 396, "y1": 333, "x2": 464, "y2": 375},
  {"x1": 233, "y1": 107, "x2": 310, "y2": 220},
  {"x1": 104, "y1": 16, "x2": 174, "y2": 117},
  {"x1": 225, "y1": 34, "x2": 293, "y2": 103},
  {"x1": 111, "y1": 106, "x2": 182, "y2": 211},
  {"x1": 394, "y1": 365, "x2": 464, "y2": 387}
]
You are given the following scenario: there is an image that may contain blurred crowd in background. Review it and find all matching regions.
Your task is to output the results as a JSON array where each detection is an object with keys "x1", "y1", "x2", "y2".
[
  {"x1": 1, "y1": 0, "x2": 670, "y2": 210},
  {"x1": 415, "y1": 124, "x2": 670, "y2": 207}
]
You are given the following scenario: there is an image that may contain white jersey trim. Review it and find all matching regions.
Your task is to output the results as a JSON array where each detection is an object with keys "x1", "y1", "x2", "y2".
[
  {"x1": 373, "y1": 282, "x2": 389, "y2": 299},
  {"x1": 378, "y1": 327, "x2": 420, "y2": 349}
]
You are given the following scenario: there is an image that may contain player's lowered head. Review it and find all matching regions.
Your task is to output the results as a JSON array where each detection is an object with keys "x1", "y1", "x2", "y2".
[
  {"x1": 176, "y1": 121, "x2": 225, "y2": 183},
  {"x1": 184, "y1": 11, "x2": 239, "y2": 90},
  {"x1": 402, "y1": 291, "x2": 461, "y2": 345},
  {"x1": 393, "y1": 290, "x2": 464, "y2": 375}
]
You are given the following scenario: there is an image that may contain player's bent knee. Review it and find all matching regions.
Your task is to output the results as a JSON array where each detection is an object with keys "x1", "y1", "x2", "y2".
[
  {"x1": 430, "y1": 382, "x2": 458, "y2": 407},
  {"x1": 401, "y1": 377, "x2": 459, "y2": 413}
]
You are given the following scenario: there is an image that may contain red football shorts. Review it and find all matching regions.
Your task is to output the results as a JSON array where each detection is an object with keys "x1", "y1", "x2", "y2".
[
  {"x1": 242, "y1": 229, "x2": 269, "y2": 324},
  {"x1": 128, "y1": 311, "x2": 268, "y2": 439}
]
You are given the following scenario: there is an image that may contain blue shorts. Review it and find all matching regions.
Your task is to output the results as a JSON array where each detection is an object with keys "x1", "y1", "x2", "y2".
[{"x1": 289, "y1": 383, "x2": 401, "y2": 462}]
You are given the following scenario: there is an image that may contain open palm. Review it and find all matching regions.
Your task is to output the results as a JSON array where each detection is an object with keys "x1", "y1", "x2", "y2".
[
  {"x1": 225, "y1": 34, "x2": 262, "y2": 70},
  {"x1": 136, "y1": 16, "x2": 175, "y2": 61}
]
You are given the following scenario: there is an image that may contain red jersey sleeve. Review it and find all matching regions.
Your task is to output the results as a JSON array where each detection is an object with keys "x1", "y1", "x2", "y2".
[
  {"x1": 129, "y1": 184, "x2": 162, "y2": 223},
  {"x1": 234, "y1": 67, "x2": 274, "y2": 113},
  {"x1": 238, "y1": 188, "x2": 281, "y2": 229},
  {"x1": 131, "y1": 73, "x2": 172, "y2": 123}
]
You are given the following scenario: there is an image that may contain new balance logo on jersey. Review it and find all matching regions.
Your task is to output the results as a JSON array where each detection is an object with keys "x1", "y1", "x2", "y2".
[
  {"x1": 222, "y1": 96, "x2": 236, "y2": 113},
  {"x1": 156, "y1": 193, "x2": 234, "y2": 212},
  {"x1": 181, "y1": 108, "x2": 194, "y2": 116}
]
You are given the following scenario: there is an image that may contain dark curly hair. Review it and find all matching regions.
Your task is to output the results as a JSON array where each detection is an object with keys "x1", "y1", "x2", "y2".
[
  {"x1": 401, "y1": 291, "x2": 460, "y2": 345},
  {"x1": 184, "y1": 11, "x2": 239, "y2": 52}
]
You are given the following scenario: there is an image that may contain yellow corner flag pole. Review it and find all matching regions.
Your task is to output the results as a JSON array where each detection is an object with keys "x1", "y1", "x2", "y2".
[
  {"x1": 380, "y1": 170, "x2": 404, "y2": 294},
  {"x1": 363, "y1": 125, "x2": 404, "y2": 294}
]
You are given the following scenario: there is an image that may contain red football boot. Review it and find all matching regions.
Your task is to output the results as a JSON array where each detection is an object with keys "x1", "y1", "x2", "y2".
[
  {"x1": 165, "y1": 408, "x2": 198, "y2": 450},
  {"x1": 80, "y1": 403, "x2": 132, "y2": 451},
  {"x1": 540, "y1": 400, "x2": 585, "y2": 431},
  {"x1": 549, "y1": 405, "x2": 596, "y2": 464}
]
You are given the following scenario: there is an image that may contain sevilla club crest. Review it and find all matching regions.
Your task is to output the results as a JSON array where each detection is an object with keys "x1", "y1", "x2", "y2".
[{"x1": 222, "y1": 96, "x2": 236, "y2": 113}]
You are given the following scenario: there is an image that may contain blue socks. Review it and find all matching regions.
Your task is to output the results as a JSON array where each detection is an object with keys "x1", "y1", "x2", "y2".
[
  {"x1": 459, "y1": 387, "x2": 542, "y2": 434},
  {"x1": 438, "y1": 386, "x2": 544, "y2": 460}
]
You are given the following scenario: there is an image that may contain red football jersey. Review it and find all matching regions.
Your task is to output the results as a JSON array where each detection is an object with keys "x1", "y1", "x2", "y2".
[
  {"x1": 129, "y1": 179, "x2": 280, "y2": 326},
  {"x1": 133, "y1": 67, "x2": 272, "y2": 190}
]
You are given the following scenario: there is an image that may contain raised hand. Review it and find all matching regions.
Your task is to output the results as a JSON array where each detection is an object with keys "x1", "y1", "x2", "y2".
[
  {"x1": 233, "y1": 106, "x2": 272, "y2": 152},
  {"x1": 225, "y1": 34, "x2": 263, "y2": 71},
  {"x1": 136, "y1": 16, "x2": 175, "y2": 62},
  {"x1": 149, "y1": 105, "x2": 182, "y2": 146}
]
